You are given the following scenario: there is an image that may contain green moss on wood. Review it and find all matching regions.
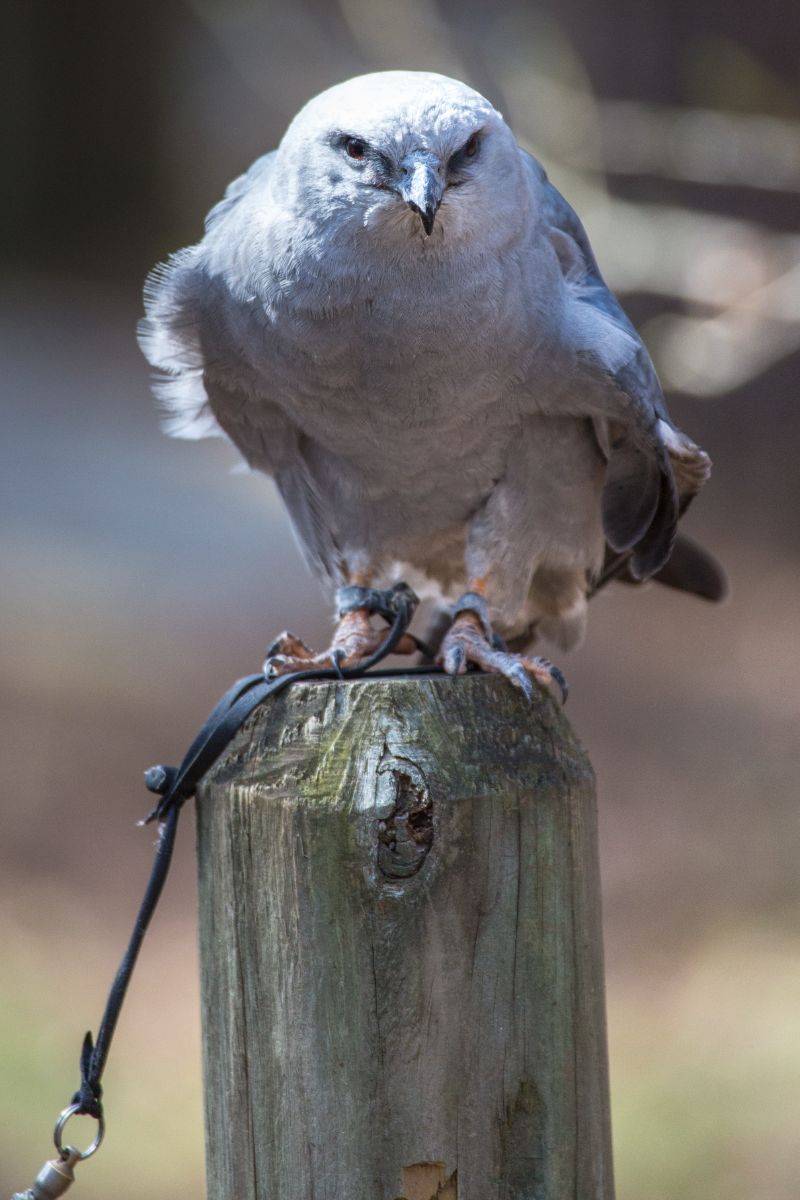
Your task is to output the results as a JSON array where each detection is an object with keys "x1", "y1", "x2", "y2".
[{"x1": 197, "y1": 672, "x2": 612, "y2": 1200}]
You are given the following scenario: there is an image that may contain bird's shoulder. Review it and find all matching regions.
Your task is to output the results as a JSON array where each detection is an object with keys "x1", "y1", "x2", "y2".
[
  {"x1": 203, "y1": 150, "x2": 278, "y2": 234},
  {"x1": 518, "y1": 152, "x2": 656, "y2": 392},
  {"x1": 138, "y1": 152, "x2": 284, "y2": 443}
]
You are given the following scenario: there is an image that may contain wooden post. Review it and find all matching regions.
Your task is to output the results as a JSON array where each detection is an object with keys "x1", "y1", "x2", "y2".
[{"x1": 196, "y1": 673, "x2": 614, "y2": 1200}]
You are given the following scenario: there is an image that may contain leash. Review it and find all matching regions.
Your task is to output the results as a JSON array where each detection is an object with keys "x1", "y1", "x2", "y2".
[{"x1": 11, "y1": 584, "x2": 429, "y2": 1199}]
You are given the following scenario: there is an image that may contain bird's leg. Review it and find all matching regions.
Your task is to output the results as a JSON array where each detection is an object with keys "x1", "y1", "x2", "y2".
[
  {"x1": 437, "y1": 585, "x2": 568, "y2": 703},
  {"x1": 264, "y1": 579, "x2": 419, "y2": 678}
]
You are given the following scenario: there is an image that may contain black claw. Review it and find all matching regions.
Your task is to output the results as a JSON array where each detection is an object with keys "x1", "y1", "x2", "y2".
[
  {"x1": 549, "y1": 663, "x2": 569, "y2": 705},
  {"x1": 444, "y1": 643, "x2": 466, "y2": 675},
  {"x1": 263, "y1": 656, "x2": 281, "y2": 680},
  {"x1": 508, "y1": 663, "x2": 535, "y2": 703},
  {"x1": 331, "y1": 647, "x2": 346, "y2": 680}
]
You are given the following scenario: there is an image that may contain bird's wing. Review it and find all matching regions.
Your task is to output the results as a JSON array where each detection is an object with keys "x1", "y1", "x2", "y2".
[
  {"x1": 138, "y1": 152, "x2": 279, "y2": 447},
  {"x1": 205, "y1": 375, "x2": 343, "y2": 580},
  {"x1": 528, "y1": 154, "x2": 710, "y2": 579},
  {"x1": 139, "y1": 153, "x2": 344, "y2": 579}
]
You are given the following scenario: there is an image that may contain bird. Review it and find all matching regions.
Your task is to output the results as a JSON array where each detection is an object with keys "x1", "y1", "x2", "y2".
[{"x1": 139, "y1": 70, "x2": 725, "y2": 701}]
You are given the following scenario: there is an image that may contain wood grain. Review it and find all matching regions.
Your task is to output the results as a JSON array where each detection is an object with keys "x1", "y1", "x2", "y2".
[{"x1": 196, "y1": 672, "x2": 614, "y2": 1199}]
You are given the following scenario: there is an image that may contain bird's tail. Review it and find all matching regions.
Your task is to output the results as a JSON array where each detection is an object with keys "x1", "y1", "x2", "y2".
[{"x1": 591, "y1": 532, "x2": 728, "y2": 603}]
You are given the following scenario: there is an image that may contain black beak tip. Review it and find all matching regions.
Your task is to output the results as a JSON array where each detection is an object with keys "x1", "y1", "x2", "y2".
[{"x1": 407, "y1": 201, "x2": 437, "y2": 236}]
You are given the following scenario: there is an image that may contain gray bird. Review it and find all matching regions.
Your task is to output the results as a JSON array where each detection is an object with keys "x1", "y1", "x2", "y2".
[{"x1": 139, "y1": 71, "x2": 724, "y2": 698}]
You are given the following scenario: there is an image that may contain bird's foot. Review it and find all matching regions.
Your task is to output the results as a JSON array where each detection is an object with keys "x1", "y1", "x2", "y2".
[
  {"x1": 264, "y1": 612, "x2": 394, "y2": 676},
  {"x1": 264, "y1": 583, "x2": 419, "y2": 678},
  {"x1": 437, "y1": 592, "x2": 568, "y2": 704}
]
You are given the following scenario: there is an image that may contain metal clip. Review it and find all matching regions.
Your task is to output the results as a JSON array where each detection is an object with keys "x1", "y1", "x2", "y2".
[
  {"x1": 10, "y1": 1104, "x2": 104, "y2": 1200},
  {"x1": 11, "y1": 1149, "x2": 79, "y2": 1200}
]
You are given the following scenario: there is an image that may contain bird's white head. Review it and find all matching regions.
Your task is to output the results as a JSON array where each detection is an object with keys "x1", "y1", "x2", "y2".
[{"x1": 275, "y1": 71, "x2": 525, "y2": 249}]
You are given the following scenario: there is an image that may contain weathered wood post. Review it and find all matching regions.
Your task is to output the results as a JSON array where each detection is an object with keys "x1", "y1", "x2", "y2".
[{"x1": 196, "y1": 672, "x2": 614, "y2": 1200}]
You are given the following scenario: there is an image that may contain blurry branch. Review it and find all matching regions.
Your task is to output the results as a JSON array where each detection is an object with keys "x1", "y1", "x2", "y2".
[
  {"x1": 494, "y1": 38, "x2": 800, "y2": 397},
  {"x1": 552, "y1": 176, "x2": 800, "y2": 394},
  {"x1": 491, "y1": 34, "x2": 800, "y2": 192},
  {"x1": 336, "y1": 0, "x2": 469, "y2": 80},
  {"x1": 536, "y1": 162, "x2": 800, "y2": 396},
  {"x1": 640, "y1": 262, "x2": 800, "y2": 396},
  {"x1": 185, "y1": 0, "x2": 363, "y2": 118},
  {"x1": 569, "y1": 100, "x2": 800, "y2": 193}
]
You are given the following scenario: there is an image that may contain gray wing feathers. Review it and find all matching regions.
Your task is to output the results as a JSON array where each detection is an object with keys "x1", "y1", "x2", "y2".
[
  {"x1": 139, "y1": 152, "x2": 344, "y2": 579},
  {"x1": 138, "y1": 152, "x2": 278, "y2": 443},
  {"x1": 138, "y1": 247, "x2": 220, "y2": 439},
  {"x1": 274, "y1": 449, "x2": 345, "y2": 580},
  {"x1": 203, "y1": 151, "x2": 276, "y2": 233},
  {"x1": 601, "y1": 436, "x2": 663, "y2": 552},
  {"x1": 536, "y1": 159, "x2": 710, "y2": 578}
]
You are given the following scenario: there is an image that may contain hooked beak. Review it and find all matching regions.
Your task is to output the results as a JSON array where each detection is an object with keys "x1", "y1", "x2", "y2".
[{"x1": 396, "y1": 154, "x2": 444, "y2": 236}]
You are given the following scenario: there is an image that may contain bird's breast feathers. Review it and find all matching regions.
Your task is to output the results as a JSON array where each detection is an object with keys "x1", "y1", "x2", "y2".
[{"x1": 215, "y1": 224, "x2": 565, "y2": 446}]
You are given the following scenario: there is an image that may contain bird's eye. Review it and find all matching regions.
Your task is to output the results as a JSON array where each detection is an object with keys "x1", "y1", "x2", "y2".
[
  {"x1": 345, "y1": 137, "x2": 368, "y2": 160},
  {"x1": 464, "y1": 133, "x2": 480, "y2": 157}
]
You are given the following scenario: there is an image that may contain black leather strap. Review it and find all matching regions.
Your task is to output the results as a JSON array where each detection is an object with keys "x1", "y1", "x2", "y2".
[
  {"x1": 71, "y1": 589, "x2": 422, "y2": 1121},
  {"x1": 336, "y1": 581, "x2": 419, "y2": 623}
]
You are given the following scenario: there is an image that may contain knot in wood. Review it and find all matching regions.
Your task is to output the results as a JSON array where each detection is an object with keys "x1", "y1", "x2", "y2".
[{"x1": 375, "y1": 755, "x2": 432, "y2": 879}]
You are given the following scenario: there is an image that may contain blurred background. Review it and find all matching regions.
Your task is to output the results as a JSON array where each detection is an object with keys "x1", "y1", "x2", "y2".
[{"x1": 1, "y1": 1, "x2": 798, "y2": 1196}]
